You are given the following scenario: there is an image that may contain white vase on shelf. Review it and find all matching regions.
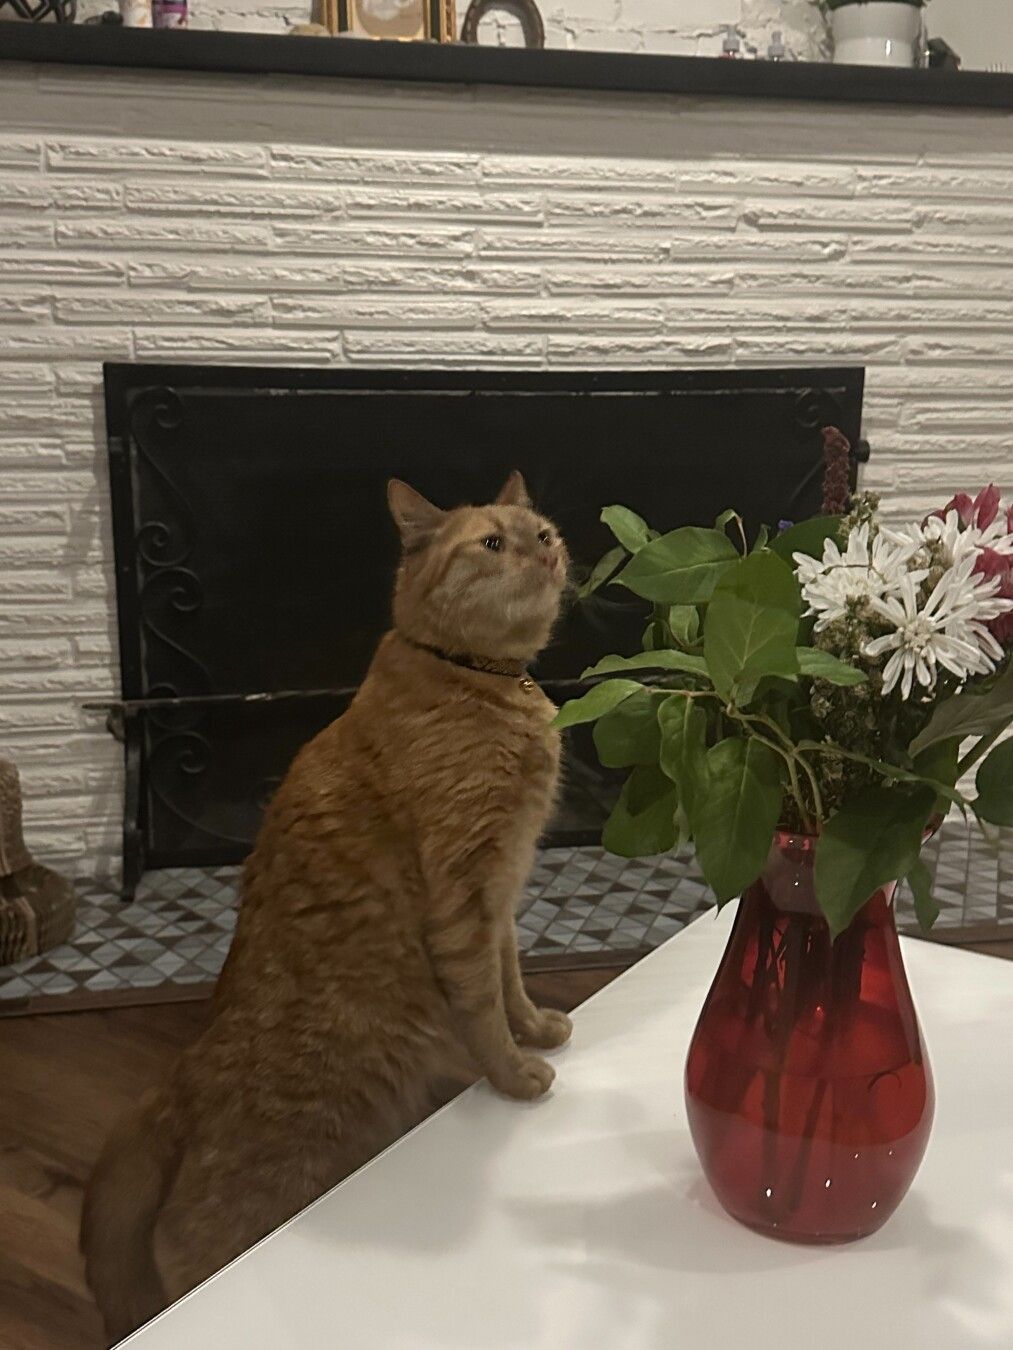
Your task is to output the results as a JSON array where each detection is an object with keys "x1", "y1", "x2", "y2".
[{"x1": 831, "y1": 2, "x2": 922, "y2": 67}]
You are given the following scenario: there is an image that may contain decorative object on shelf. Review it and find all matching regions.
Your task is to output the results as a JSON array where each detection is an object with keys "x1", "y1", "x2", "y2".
[
  {"x1": 927, "y1": 38, "x2": 960, "y2": 70},
  {"x1": 0, "y1": 757, "x2": 77, "y2": 966},
  {"x1": 291, "y1": 20, "x2": 332, "y2": 34},
  {"x1": 0, "y1": 0, "x2": 75, "y2": 21},
  {"x1": 460, "y1": 0, "x2": 543, "y2": 49},
  {"x1": 767, "y1": 29, "x2": 788, "y2": 61},
  {"x1": 152, "y1": 0, "x2": 186, "y2": 26},
  {"x1": 334, "y1": 0, "x2": 455, "y2": 42},
  {"x1": 822, "y1": 0, "x2": 926, "y2": 67},
  {"x1": 556, "y1": 463, "x2": 1013, "y2": 1241},
  {"x1": 720, "y1": 23, "x2": 742, "y2": 58},
  {"x1": 119, "y1": 0, "x2": 150, "y2": 25}
]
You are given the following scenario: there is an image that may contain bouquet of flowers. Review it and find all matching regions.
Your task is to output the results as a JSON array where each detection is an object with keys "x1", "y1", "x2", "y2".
[{"x1": 557, "y1": 444, "x2": 1013, "y2": 937}]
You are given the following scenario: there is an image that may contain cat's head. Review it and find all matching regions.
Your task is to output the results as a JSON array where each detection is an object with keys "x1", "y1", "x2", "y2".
[{"x1": 388, "y1": 472, "x2": 569, "y2": 662}]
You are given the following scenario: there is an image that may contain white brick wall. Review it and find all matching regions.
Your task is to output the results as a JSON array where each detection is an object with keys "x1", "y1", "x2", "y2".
[{"x1": 0, "y1": 60, "x2": 1011, "y2": 876}]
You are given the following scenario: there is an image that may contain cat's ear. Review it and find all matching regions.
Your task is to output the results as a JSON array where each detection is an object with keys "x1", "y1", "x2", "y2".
[
  {"x1": 495, "y1": 471, "x2": 531, "y2": 509},
  {"x1": 387, "y1": 479, "x2": 446, "y2": 549}
]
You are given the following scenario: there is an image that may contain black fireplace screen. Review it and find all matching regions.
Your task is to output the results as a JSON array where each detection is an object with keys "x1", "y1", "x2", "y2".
[{"x1": 102, "y1": 364, "x2": 865, "y2": 896}]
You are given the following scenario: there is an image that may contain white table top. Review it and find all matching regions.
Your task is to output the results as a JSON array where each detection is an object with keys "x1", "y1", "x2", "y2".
[{"x1": 124, "y1": 905, "x2": 1013, "y2": 1350}]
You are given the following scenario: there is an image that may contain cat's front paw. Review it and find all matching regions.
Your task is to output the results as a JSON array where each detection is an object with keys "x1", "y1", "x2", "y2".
[
  {"x1": 515, "y1": 1007, "x2": 573, "y2": 1050},
  {"x1": 490, "y1": 1053, "x2": 555, "y2": 1101}
]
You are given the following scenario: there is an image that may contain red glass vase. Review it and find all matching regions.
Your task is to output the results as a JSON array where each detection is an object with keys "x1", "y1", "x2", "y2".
[{"x1": 685, "y1": 832, "x2": 934, "y2": 1244}]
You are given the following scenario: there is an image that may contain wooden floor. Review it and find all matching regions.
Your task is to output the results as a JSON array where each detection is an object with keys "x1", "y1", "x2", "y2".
[{"x1": 0, "y1": 965, "x2": 622, "y2": 1350}]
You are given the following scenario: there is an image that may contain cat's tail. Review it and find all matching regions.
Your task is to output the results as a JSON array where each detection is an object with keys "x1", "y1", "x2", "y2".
[{"x1": 80, "y1": 1083, "x2": 183, "y2": 1346}]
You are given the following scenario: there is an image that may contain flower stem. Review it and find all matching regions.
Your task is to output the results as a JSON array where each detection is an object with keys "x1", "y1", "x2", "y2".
[
  {"x1": 726, "y1": 710, "x2": 816, "y2": 833},
  {"x1": 734, "y1": 514, "x2": 748, "y2": 555},
  {"x1": 784, "y1": 754, "x2": 815, "y2": 835},
  {"x1": 746, "y1": 714, "x2": 826, "y2": 826},
  {"x1": 794, "y1": 752, "x2": 825, "y2": 826}
]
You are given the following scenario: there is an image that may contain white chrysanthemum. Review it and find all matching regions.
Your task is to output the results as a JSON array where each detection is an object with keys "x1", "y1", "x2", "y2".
[
  {"x1": 863, "y1": 558, "x2": 1012, "y2": 699},
  {"x1": 883, "y1": 509, "x2": 1013, "y2": 568},
  {"x1": 794, "y1": 524, "x2": 923, "y2": 631}
]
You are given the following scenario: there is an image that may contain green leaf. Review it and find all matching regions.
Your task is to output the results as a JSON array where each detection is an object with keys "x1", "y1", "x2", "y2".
[
  {"x1": 642, "y1": 605, "x2": 673, "y2": 653},
  {"x1": 703, "y1": 553, "x2": 802, "y2": 704},
  {"x1": 601, "y1": 505, "x2": 653, "y2": 555},
  {"x1": 714, "y1": 508, "x2": 737, "y2": 529},
  {"x1": 914, "y1": 737, "x2": 961, "y2": 817},
  {"x1": 668, "y1": 605, "x2": 700, "y2": 648},
  {"x1": 796, "y1": 647, "x2": 868, "y2": 687},
  {"x1": 642, "y1": 620, "x2": 664, "y2": 652},
  {"x1": 909, "y1": 660, "x2": 1013, "y2": 757},
  {"x1": 602, "y1": 765, "x2": 678, "y2": 858},
  {"x1": 906, "y1": 857, "x2": 939, "y2": 934},
  {"x1": 692, "y1": 738, "x2": 783, "y2": 904},
  {"x1": 769, "y1": 515, "x2": 842, "y2": 564},
  {"x1": 753, "y1": 523, "x2": 770, "y2": 553},
  {"x1": 658, "y1": 693, "x2": 708, "y2": 822},
  {"x1": 913, "y1": 737, "x2": 960, "y2": 788},
  {"x1": 975, "y1": 738, "x2": 1013, "y2": 826},
  {"x1": 593, "y1": 689, "x2": 663, "y2": 768},
  {"x1": 577, "y1": 545, "x2": 626, "y2": 599},
  {"x1": 618, "y1": 527, "x2": 739, "y2": 604},
  {"x1": 582, "y1": 650, "x2": 709, "y2": 680},
  {"x1": 815, "y1": 786, "x2": 936, "y2": 939},
  {"x1": 674, "y1": 801, "x2": 692, "y2": 854},
  {"x1": 551, "y1": 679, "x2": 642, "y2": 730}
]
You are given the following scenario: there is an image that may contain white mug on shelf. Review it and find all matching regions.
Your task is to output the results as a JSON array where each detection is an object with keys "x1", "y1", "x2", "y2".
[{"x1": 831, "y1": 2, "x2": 922, "y2": 67}]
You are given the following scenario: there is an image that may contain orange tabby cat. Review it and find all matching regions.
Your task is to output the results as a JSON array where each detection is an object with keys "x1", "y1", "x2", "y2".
[{"x1": 81, "y1": 471, "x2": 572, "y2": 1344}]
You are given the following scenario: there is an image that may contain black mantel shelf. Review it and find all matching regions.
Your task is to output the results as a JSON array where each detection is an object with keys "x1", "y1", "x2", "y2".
[{"x1": 3, "y1": 23, "x2": 1013, "y2": 111}]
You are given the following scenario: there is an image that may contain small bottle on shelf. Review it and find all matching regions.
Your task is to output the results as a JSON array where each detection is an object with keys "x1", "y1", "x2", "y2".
[
  {"x1": 720, "y1": 25, "x2": 741, "y2": 59},
  {"x1": 767, "y1": 30, "x2": 786, "y2": 62},
  {"x1": 152, "y1": 0, "x2": 188, "y2": 27}
]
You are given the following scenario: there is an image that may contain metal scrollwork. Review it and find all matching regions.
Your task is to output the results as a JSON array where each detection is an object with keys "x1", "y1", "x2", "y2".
[
  {"x1": 146, "y1": 730, "x2": 259, "y2": 847},
  {"x1": 128, "y1": 386, "x2": 195, "y2": 570},
  {"x1": 141, "y1": 564, "x2": 203, "y2": 617},
  {"x1": 792, "y1": 387, "x2": 844, "y2": 436},
  {"x1": 151, "y1": 730, "x2": 210, "y2": 781},
  {"x1": 147, "y1": 730, "x2": 211, "y2": 834},
  {"x1": 125, "y1": 384, "x2": 229, "y2": 859},
  {"x1": 128, "y1": 389, "x2": 210, "y2": 703},
  {"x1": 139, "y1": 568, "x2": 212, "y2": 707}
]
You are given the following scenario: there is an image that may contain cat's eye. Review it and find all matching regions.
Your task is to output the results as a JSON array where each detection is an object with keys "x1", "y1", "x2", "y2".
[
  {"x1": 483, "y1": 535, "x2": 502, "y2": 551},
  {"x1": 538, "y1": 529, "x2": 552, "y2": 546}
]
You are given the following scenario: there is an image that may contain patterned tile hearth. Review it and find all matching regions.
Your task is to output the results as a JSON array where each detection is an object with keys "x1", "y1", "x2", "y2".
[{"x1": 2, "y1": 823, "x2": 1010, "y2": 1014}]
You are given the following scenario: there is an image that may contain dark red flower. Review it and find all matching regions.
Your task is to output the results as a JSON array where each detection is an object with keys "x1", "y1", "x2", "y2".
[
  {"x1": 973, "y1": 548, "x2": 1013, "y2": 644},
  {"x1": 972, "y1": 484, "x2": 1001, "y2": 530},
  {"x1": 928, "y1": 485, "x2": 1001, "y2": 531},
  {"x1": 820, "y1": 426, "x2": 851, "y2": 515},
  {"x1": 936, "y1": 492, "x2": 974, "y2": 525}
]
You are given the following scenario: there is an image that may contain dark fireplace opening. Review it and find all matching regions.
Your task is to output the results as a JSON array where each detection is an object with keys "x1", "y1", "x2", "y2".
[{"x1": 102, "y1": 364, "x2": 865, "y2": 897}]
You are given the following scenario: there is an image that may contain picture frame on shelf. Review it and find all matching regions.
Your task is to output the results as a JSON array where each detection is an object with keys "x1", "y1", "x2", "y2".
[{"x1": 334, "y1": 0, "x2": 456, "y2": 42}]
